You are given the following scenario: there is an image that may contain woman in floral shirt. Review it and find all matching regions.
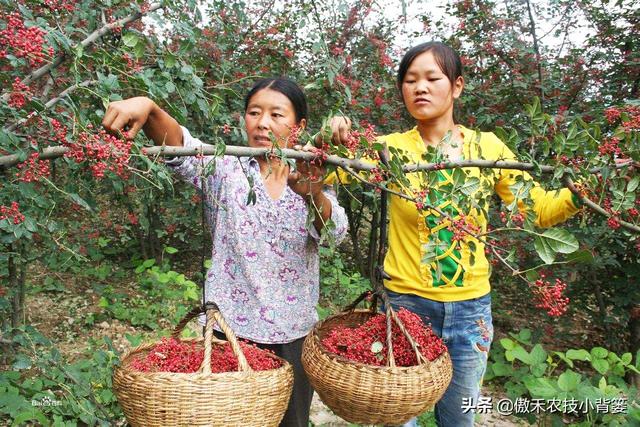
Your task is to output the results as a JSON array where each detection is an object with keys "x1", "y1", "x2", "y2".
[{"x1": 102, "y1": 77, "x2": 348, "y2": 427}]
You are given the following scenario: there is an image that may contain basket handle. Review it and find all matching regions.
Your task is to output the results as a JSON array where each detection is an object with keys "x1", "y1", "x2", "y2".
[
  {"x1": 342, "y1": 290, "x2": 378, "y2": 313},
  {"x1": 171, "y1": 302, "x2": 252, "y2": 374},
  {"x1": 201, "y1": 302, "x2": 251, "y2": 374}
]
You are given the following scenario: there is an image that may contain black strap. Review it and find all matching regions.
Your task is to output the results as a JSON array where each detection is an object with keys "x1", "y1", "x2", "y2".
[{"x1": 373, "y1": 150, "x2": 392, "y2": 308}]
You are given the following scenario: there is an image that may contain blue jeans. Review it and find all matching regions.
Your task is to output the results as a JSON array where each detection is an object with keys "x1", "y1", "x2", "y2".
[{"x1": 383, "y1": 290, "x2": 493, "y2": 427}]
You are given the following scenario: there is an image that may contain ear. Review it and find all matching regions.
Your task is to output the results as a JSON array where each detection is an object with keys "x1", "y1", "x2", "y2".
[
  {"x1": 298, "y1": 118, "x2": 307, "y2": 130},
  {"x1": 452, "y1": 76, "x2": 464, "y2": 100}
]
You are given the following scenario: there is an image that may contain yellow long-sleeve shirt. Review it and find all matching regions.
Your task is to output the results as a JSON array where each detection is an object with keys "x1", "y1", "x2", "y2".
[{"x1": 331, "y1": 126, "x2": 580, "y2": 302}]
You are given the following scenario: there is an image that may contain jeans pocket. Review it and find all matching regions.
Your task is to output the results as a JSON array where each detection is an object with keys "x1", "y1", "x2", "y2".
[{"x1": 462, "y1": 299, "x2": 493, "y2": 354}]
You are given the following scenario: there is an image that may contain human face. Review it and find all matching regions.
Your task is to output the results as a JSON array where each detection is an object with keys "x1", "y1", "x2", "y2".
[
  {"x1": 401, "y1": 51, "x2": 464, "y2": 123},
  {"x1": 244, "y1": 88, "x2": 305, "y2": 149}
]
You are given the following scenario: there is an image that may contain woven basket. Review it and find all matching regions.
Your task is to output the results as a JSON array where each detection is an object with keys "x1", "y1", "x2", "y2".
[
  {"x1": 302, "y1": 307, "x2": 453, "y2": 425},
  {"x1": 113, "y1": 303, "x2": 294, "y2": 427}
]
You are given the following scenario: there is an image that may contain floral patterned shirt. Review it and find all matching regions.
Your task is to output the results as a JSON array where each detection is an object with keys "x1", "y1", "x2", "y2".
[{"x1": 166, "y1": 127, "x2": 348, "y2": 343}]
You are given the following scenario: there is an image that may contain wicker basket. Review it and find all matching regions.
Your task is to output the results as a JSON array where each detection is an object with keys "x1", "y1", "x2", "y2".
[
  {"x1": 113, "y1": 303, "x2": 294, "y2": 427},
  {"x1": 302, "y1": 307, "x2": 453, "y2": 425}
]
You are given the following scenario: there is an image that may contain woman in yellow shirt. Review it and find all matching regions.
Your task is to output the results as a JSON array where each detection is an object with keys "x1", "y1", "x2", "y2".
[{"x1": 329, "y1": 41, "x2": 580, "y2": 426}]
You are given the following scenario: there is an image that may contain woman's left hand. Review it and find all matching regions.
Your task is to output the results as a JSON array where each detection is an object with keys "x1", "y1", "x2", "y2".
[{"x1": 288, "y1": 143, "x2": 326, "y2": 200}]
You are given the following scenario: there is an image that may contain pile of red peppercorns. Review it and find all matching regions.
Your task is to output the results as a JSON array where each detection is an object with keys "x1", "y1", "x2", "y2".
[
  {"x1": 130, "y1": 337, "x2": 282, "y2": 373},
  {"x1": 321, "y1": 308, "x2": 446, "y2": 367}
]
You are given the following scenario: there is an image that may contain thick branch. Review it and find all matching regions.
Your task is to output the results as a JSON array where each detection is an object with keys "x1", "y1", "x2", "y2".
[
  {"x1": 0, "y1": 144, "x2": 627, "y2": 177},
  {"x1": 0, "y1": 145, "x2": 637, "y2": 235},
  {"x1": 1, "y1": 3, "x2": 163, "y2": 101}
]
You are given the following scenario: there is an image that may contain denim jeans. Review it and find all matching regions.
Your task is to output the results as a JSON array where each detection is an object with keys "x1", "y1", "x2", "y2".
[{"x1": 383, "y1": 290, "x2": 493, "y2": 427}]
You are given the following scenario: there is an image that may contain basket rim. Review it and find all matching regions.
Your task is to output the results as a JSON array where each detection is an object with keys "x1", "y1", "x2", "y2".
[
  {"x1": 115, "y1": 336, "x2": 293, "y2": 378},
  {"x1": 307, "y1": 309, "x2": 450, "y2": 372}
]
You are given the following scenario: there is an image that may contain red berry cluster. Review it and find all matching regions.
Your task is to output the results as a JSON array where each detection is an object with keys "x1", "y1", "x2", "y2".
[
  {"x1": 414, "y1": 189, "x2": 429, "y2": 210},
  {"x1": 344, "y1": 121, "x2": 378, "y2": 155},
  {"x1": 598, "y1": 137, "x2": 622, "y2": 157},
  {"x1": 121, "y1": 53, "x2": 143, "y2": 73},
  {"x1": 368, "y1": 167, "x2": 384, "y2": 186},
  {"x1": 42, "y1": 0, "x2": 76, "y2": 12},
  {"x1": 606, "y1": 216, "x2": 621, "y2": 230},
  {"x1": 64, "y1": 127, "x2": 132, "y2": 179},
  {"x1": 321, "y1": 308, "x2": 447, "y2": 367},
  {"x1": 0, "y1": 12, "x2": 52, "y2": 67},
  {"x1": 285, "y1": 124, "x2": 302, "y2": 147},
  {"x1": 0, "y1": 202, "x2": 25, "y2": 224},
  {"x1": 8, "y1": 78, "x2": 31, "y2": 109},
  {"x1": 130, "y1": 337, "x2": 282, "y2": 373},
  {"x1": 558, "y1": 154, "x2": 585, "y2": 170},
  {"x1": 448, "y1": 214, "x2": 481, "y2": 241},
  {"x1": 16, "y1": 152, "x2": 50, "y2": 182},
  {"x1": 532, "y1": 276, "x2": 569, "y2": 317},
  {"x1": 604, "y1": 107, "x2": 621, "y2": 124},
  {"x1": 605, "y1": 105, "x2": 640, "y2": 131},
  {"x1": 499, "y1": 211, "x2": 525, "y2": 226}
]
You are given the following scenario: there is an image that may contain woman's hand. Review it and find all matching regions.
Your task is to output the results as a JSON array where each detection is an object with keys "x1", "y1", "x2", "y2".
[
  {"x1": 317, "y1": 116, "x2": 352, "y2": 146},
  {"x1": 288, "y1": 143, "x2": 326, "y2": 199},
  {"x1": 102, "y1": 97, "x2": 155, "y2": 139},
  {"x1": 288, "y1": 143, "x2": 333, "y2": 233},
  {"x1": 102, "y1": 97, "x2": 183, "y2": 146}
]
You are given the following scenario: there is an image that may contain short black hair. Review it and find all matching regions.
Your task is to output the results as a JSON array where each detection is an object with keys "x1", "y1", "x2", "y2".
[
  {"x1": 397, "y1": 41, "x2": 462, "y2": 94},
  {"x1": 244, "y1": 78, "x2": 308, "y2": 123}
]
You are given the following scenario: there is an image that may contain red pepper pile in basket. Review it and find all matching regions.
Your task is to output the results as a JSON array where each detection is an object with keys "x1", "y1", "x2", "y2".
[
  {"x1": 130, "y1": 337, "x2": 282, "y2": 373},
  {"x1": 322, "y1": 308, "x2": 446, "y2": 366}
]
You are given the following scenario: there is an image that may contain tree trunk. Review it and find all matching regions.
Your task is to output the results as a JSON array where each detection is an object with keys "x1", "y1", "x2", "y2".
[
  {"x1": 628, "y1": 305, "x2": 640, "y2": 389},
  {"x1": 9, "y1": 250, "x2": 26, "y2": 328}
]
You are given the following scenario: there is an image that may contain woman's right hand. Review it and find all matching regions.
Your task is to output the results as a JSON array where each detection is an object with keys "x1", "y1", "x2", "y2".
[
  {"x1": 102, "y1": 96, "x2": 156, "y2": 140},
  {"x1": 102, "y1": 96, "x2": 183, "y2": 146},
  {"x1": 319, "y1": 116, "x2": 352, "y2": 146}
]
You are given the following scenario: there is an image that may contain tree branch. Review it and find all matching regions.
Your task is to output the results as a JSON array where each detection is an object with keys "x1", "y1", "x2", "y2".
[
  {"x1": 1, "y1": 3, "x2": 163, "y2": 102},
  {"x1": 4, "y1": 80, "x2": 97, "y2": 133}
]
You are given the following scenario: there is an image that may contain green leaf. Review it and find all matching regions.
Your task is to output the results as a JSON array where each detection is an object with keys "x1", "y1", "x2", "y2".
[
  {"x1": 68, "y1": 193, "x2": 92, "y2": 211},
  {"x1": 122, "y1": 33, "x2": 140, "y2": 47},
  {"x1": 12, "y1": 354, "x2": 31, "y2": 370},
  {"x1": 590, "y1": 347, "x2": 608, "y2": 359},
  {"x1": 592, "y1": 359, "x2": 609, "y2": 375},
  {"x1": 540, "y1": 228, "x2": 579, "y2": 254},
  {"x1": 491, "y1": 362, "x2": 513, "y2": 377},
  {"x1": 12, "y1": 409, "x2": 48, "y2": 425},
  {"x1": 530, "y1": 363, "x2": 546, "y2": 377},
  {"x1": 533, "y1": 235, "x2": 555, "y2": 264},
  {"x1": 558, "y1": 370, "x2": 581, "y2": 391},
  {"x1": 524, "y1": 377, "x2": 557, "y2": 398},
  {"x1": 458, "y1": 177, "x2": 480, "y2": 196},
  {"x1": 142, "y1": 259, "x2": 155, "y2": 268},
  {"x1": 628, "y1": 176, "x2": 639, "y2": 193},
  {"x1": 566, "y1": 349, "x2": 590, "y2": 361},
  {"x1": 500, "y1": 338, "x2": 516, "y2": 350},
  {"x1": 553, "y1": 351, "x2": 574, "y2": 368},
  {"x1": 517, "y1": 329, "x2": 532, "y2": 343},
  {"x1": 530, "y1": 344, "x2": 548, "y2": 365},
  {"x1": 511, "y1": 346, "x2": 532, "y2": 364},
  {"x1": 621, "y1": 352, "x2": 632, "y2": 365},
  {"x1": 565, "y1": 250, "x2": 594, "y2": 264},
  {"x1": 164, "y1": 246, "x2": 178, "y2": 254}
]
